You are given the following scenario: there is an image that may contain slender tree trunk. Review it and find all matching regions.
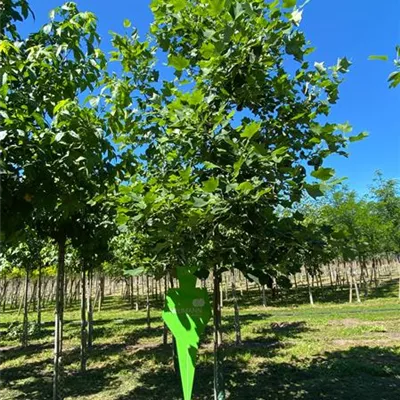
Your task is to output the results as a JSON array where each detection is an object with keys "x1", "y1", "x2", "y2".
[
  {"x1": 135, "y1": 276, "x2": 139, "y2": 311},
  {"x1": 80, "y1": 266, "x2": 87, "y2": 373},
  {"x1": 53, "y1": 237, "x2": 66, "y2": 400},
  {"x1": 223, "y1": 273, "x2": 229, "y2": 301},
  {"x1": 129, "y1": 276, "x2": 134, "y2": 309},
  {"x1": 213, "y1": 266, "x2": 225, "y2": 400},
  {"x1": 98, "y1": 273, "x2": 105, "y2": 312},
  {"x1": 306, "y1": 271, "x2": 314, "y2": 306},
  {"x1": 162, "y1": 275, "x2": 168, "y2": 346},
  {"x1": 87, "y1": 269, "x2": 94, "y2": 350},
  {"x1": 22, "y1": 269, "x2": 29, "y2": 347},
  {"x1": 261, "y1": 285, "x2": 266, "y2": 307},
  {"x1": 348, "y1": 266, "x2": 353, "y2": 303},
  {"x1": 146, "y1": 275, "x2": 151, "y2": 330},
  {"x1": 231, "y1": 269, "x2": 241, "y2": 345},
  {"x1": 14, "y1": 280, "x2": 21, "y2": 309},
  {"x1": 350, "y1": 263, "x2": 361, "y2": 303},
  {"x1": 167, "y1": 275, "x2": 179, "y2": 376},
  {"x1": 2, "y1": 279, "x2": 8, "y2": 312},
  {"x1": 30, "y1": 281, "x2": 37, "y2": 312},
  {"x1": 17, "y1": 285, "x2": 24, "y2": 316},
  {"x1": 37, "y1": 263, "x2": 42, "y2": 329},
  {"x1": 328, "y1": 265, "x2": 334, "y2": 288}
]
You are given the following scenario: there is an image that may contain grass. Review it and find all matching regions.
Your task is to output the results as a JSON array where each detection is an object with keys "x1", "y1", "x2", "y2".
[{"x1": 1, "y1": 279, "x2": 400, "y2": 399}]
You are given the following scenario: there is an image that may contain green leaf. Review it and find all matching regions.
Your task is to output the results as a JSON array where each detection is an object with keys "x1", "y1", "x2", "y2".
[
  {"x1": 204, "y1": 161, "x2": 220, "y2": 170},
  {"x1": 272, "y1": 146, "x2": 288, "y2": 157},
  {"x1": 233, "y1": 157, "x2": 244, "y2": 177},
  {"x1": 89, "y1": 96, "x2": 100, "y2": 108},
  {"x1": 304, "y1": 183, "x2": 324, "y2": 199},
  {"x1": 179, "y1": 166, "x2": 192, "y2": 182},
  {"x1": 123, "y1": 19, "x2": 131, "y2": 28},
  {"x1": 53, "y1": 99, "x2": 70, "y2": 114},
  {"x1": 314, "y1": 61, "x2": 326, "y2": 73},
  {"x1": 188, "y1": 90, "x2": 204, "y2": 105},
  {"x1": 234, "y1": 2, "x2": 244, "y2": 19},
  {"x1": 388, "y1": 71, "x2": 400, "y2": 88},
  {"x1": 171, "y1": 0, "x2": 187, "y2": 11},
  {"x1": 210, "y1": 0, "x2": 225, "y2": 16},
  {"x1": 349, "y1": 131, "x2": 369, "y2": 142},
  {"x1": 203, "y1": 177, "x2": 219, "y2": 193},
  {"x1": 0, "y1": 131, "x2": 7, "y2": 141},
  {"x1": 43, "y1": 24, "x2": 52, "y2": 34},
  {"x1": 116, "y1": 213, "x2": 129, "y2": 226},
  {"x1": 241, "y1": 122, "x2": 261, "y2": 139},
  {"x1": 283, "y1": 0, "x2": 297, "y2": 8},
  {"x1": 54, "y1": 132, "x2": 65, "y2": 142},
  {"x1": 236, "y1": 181, "x2": 254, "y2": 193},
  {"x1": 368, "y1": 55, "x2": 388, "y2": 61},
  {"x1": 168, "y1": 54, "x2": 190, "y2": 70},
  {"x1": 337, "y1": 122, "x2": 352, "y2": 133},
  {"x1": 291, "y1": 9, "x2": 303, "y2": 26},
  {"x1": 337, "y1": 57, "x2": 351, "y2": 72},
  {"x1": 32, "y1": 112, "x2": 45, "y2": 128},
  {"x1": 193, "y1": 197, "x2": 208, "y2": 208},
  {"x1": 311, "y1": 168, "x2": 335, "y2": 181}
]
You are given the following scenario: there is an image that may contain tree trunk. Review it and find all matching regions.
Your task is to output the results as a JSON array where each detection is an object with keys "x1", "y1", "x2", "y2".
[
  {"x1": 53, "y1": 237, "x2": 65, "y2": 400},
  {"x1": 162, "y1": 275, "x2": 168, "y2": 346},
  {"x1": 350, "y1": 263, "x2": 361, "y2": 303},
  {"x1": 146, "y1": 275, "x2": 151, "y2": 330},
  {"x1": 2, "y1": 278, "x2": 9, "y2": 312},
  {"x1": 87, "y1": 269, "x2": 94, "y2": 350},
  {"x1": 30, "y1": 281, "x2": 37, "y2": 312},
  {"x1": 306, "y1": 271, "x2": 314, "y2": 306},
  {"x1": 135, "y1": 276, "x2": 139, "y2": 311},
  {"x1": 98, "y1": 273, "x2": 105, "y2": 312},
  {"x1": 37, "y1": 263, "x2": 42, "y2": 329},
  {"x1": 22, "y1": 269, "x2": 29, "y2": 347},
  {"x1": 213, "y1": 266, "x2": 225, "y2": 400},
  {"x1": 129, "y1": 276, "x2": 134, "y2": 309},
  {"x1": 261, "y1": 285, "x2": 266, "y2": 307},
  {"x1": 80, "y1": 266, "x2": 87, "y2": 373},
  {"x1": 348, "y1": 266, "x2": 353, "y2": 303},
  {"x1": 17, "y1": 284, "x2": 24, "y2": 317},
  {"x1": 168, "y1": 275, "x2": 179, "y2": 376},
  {"x1": 231, "y1": 269, "x2": 241, "y2": 345}
]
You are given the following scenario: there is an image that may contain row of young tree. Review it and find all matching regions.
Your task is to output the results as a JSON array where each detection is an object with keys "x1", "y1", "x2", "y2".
[{"x1": 1, "y1": 1, "x2": 398, "y2": 399}]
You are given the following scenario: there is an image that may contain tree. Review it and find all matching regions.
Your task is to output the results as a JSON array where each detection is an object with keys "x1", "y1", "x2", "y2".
[
  {"x1": 109, "y1": 1, "x2": 362, "y2": 398},
  {"x1": 1, "y1": 2, "x2": 117, "y2": 398}
]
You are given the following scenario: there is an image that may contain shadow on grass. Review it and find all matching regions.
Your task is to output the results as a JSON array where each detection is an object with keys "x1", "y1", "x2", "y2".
[
  {"x1": 3, "y1": 326, "x2": 400, "y2": 400},
  {"x1": 115, "y1": 346, "x2": 400, "y2": 400},
  {"x1": 0, "y1": 342, "x2": 53, "y2": 363},
  {"x1": 228, "y1": 346, "x2": 400, "y2": 400},
  {"x1": 123, "y1": 325, "x2": 164, "y2": 345}
]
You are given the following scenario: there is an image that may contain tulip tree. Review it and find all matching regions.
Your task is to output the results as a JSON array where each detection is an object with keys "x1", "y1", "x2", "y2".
[
  {"x1": 109, "y1": 0, "x2": 363, "y2": 398},
  {"x1": 0, "y1": 2, "x2": 117, "y2": 399}
]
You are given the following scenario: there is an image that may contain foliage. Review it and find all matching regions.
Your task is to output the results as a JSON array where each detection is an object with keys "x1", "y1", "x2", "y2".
[{"x1": 109, "y1": 0, "x2": 363, "y2": 286}]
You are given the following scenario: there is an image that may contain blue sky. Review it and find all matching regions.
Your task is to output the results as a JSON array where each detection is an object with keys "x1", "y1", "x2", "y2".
[{"x1": 21, "y1": 0, "x2": 400, "y2": 195}]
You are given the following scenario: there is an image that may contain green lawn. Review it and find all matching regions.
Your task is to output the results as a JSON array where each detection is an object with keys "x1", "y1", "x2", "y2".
[{"x1": 1, "y1": 280, "x2": 400, "y2": 399}]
